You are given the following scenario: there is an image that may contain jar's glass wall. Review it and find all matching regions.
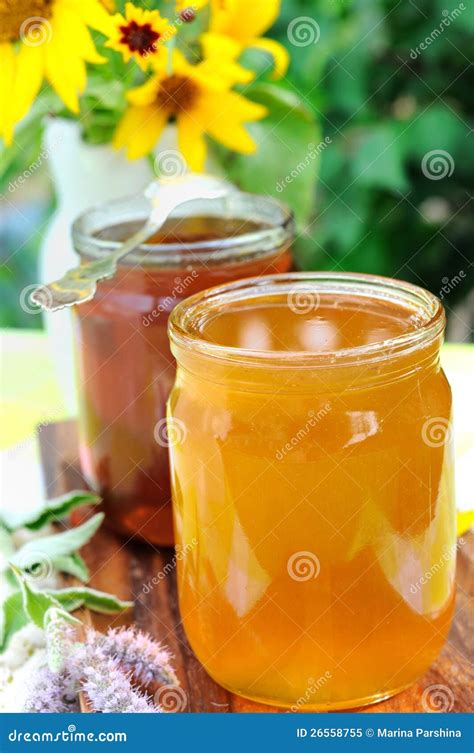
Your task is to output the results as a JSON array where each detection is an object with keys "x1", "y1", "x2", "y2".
[
  {"x1": 72, "y1": 194, "x2": 294, "y2": 546},
  {"x1": 167, "y1": 273, "x2": 455, "y2": 709}
]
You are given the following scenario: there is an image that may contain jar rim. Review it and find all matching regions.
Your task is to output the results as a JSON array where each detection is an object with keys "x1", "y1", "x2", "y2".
[
  {"x1": 71, "y1": 191, "x2": 294, "y2": 267},
  {"x1": 169, "y1": 272, "x2": 446, "y2": 369}
]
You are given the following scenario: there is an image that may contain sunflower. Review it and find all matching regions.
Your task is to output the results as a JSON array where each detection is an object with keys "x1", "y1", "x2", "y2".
[
  {"x1": 204, "y1": 0, "x2": 289, "y2": 79},
  {"x1": 175, "y1": 1, "x2": 209, "y2": 12},
  {"x1": 199, "y1": 33, "x2": 255, "y2": 84},
  {"x1": 0, "y1": 0, "x2": 112, "y2": 144},
  {"x1": 106, "y1": 2, "x2": 175, "y2": 71},
  {"x1": 113, "y1": 50, "x2": 267, "y2": 170}
]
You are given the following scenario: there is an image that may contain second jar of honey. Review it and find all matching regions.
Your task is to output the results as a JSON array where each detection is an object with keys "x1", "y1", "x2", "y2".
[{"x1": 72, "y1": 191, "x2": 293, "y2": 545}]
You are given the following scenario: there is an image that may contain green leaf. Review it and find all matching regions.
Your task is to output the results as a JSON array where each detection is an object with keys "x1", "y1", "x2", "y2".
[
  {"x1": 11, "y1": 513, "x2": 104, "y2": 574},
  {"x1": 46, "y1": 587, "x2": 133, "y2": 614},
  {"x1": 82, "y1": 74, "x2": 126, "y2": 111},
  {"x1": 53, "y1": 553, "x2": 90, "y2": 583},
  {"x1": 326, "y1": 42, "x2": 370, "y2": 113},
  {"x1": 349, "y1": 124, "x2": 409, "y2": 194},
  {"x1": 0, "y1": 491, "x2": 100, "y2": 532},
  {"x1": 44, "y1": 606, "x2": 80, "y2": 628},
  {"x1": 0, "y1": 117, "x2": 43, "y2": 194},
  {"x1": 44, "y1": 607, "x2": 80, "y2": 672},
  {"x1": 399, "y1": 105, "x2": 470, "y2": 165},
  {"x1": 214, "y1": 83, "x2": 321, "y2": 226},
  {"x1": 11, "y1": 566, "x2": 61, "y2": 629},
  {"x1": 304, "y1": 181, "x2": 371, "y2": 263},
  {"x1": 434, "y1": 0, "x2": 474, "y2": 31},
  {"x1": 0, "y1": 592, "x2": 29, "y2": 651}
]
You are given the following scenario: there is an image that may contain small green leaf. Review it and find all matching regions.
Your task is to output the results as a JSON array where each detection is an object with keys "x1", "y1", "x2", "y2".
[
  {"x1": 0, "y1": 592, "x2": 28, "y2": 651},
  {"x1": 11, "y1": 513, "x2": 104, "y2": 573},
  {"x1": 11, "y1": 566, "x2": 61, "y2": 629},
  {"x1": 0, "y1": 491, "x2": 100, "y2": 532},
  {"x1": 46, "y1": 587, "x2": 133, "y2": 614},
  {"x1": 44, "y1": 606, "x2": 80, "y2": 628},
  {"x1": 53, "y1": 553, "x2": 90, "y2": 582},
  {"x1": 44, "y1": 607, "x2": 80, "y2": 672}
]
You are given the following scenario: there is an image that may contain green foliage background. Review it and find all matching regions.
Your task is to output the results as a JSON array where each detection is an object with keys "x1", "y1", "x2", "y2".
[
  {"x1": 1, "y1": 0, "x2": 472, "y2": 329},
  {"x1": 274, "y1": 0, "x2": 473, "y2": 301}
]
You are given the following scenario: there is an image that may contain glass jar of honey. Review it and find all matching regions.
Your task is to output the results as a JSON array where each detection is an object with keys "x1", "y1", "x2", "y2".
[
  {"x1": 72, "y1": 193, "x2": 293, "y2": 546},
  {"x1": 168, "y1": 272, "x2": 455, "y2": 710}
]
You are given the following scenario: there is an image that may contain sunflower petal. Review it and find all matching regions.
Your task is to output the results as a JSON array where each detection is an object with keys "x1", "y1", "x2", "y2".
[
  {"x1": 248, "y1": 36, "x2": 289, "y2": 78},
  {"x1": 124, "y1": 1, "x2": 175, "y2": 32},
  {"x1": 208, "y1": 119, "x2": 258, "y2": 154},
  {"x1": 215, "y1": 58, "x2": 255, "y2": 84},
  {"x1": 199, "y1": 56, "x2": 255, "y2": 86},
  {"x1": 176, "y1": 0, "x2": 208, "y2": 10},
  {"x1": 200, "y1": 33, "x2": 254, "y2": 85},
  {"x1": 126, "y1": 74, "x2": 163, "y2": 106},
  {"x1": 124, "y1": 1, "x2": 145, "y2": 23},
  {"x1": 68, "y1": 0, "x2": 114, "y2": 35},
  {"x1": 0, "y1": 44, "x2": 17, "y2": 144},
  {"x1": 62, "y1": 2, "x2": 107, "y2": 64},
  {"x1": 201, "y1": 31, "x2": 242, "y2": 60},
  {"x1": 45, "y1": 0, "x2": 107, "y2": 111},
  {"x1": 193, "y1": 89, "x2": 266, "y2": 156},
  {"x1": 113, "y1": 105, "x2": 168, "y2": 159},
  {"x1": 12, "y1": 44, "x2": 44, "y2": 126},
  {"x1": 177, "y1": 113, "x2": 206, "y2": 172},
  {"x1": 210, "y1": 0, "x2": 280, "y2": 41},
  {"x1": 211, "y1": 89, "x2": 268, "y2": 122}
]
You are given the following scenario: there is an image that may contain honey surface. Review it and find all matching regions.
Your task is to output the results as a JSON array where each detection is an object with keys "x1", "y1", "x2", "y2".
[{"x1": 197, "y1": 294, "x2": 415, "y2": 351}]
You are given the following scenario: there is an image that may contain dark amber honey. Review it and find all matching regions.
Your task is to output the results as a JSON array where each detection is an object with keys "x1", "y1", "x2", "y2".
[{"x1": 74, "y1": 214, "x2": 292, "y2": 545}]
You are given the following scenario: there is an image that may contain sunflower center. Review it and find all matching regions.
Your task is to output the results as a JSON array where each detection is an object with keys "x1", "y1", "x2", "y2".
[
  {"x1": 0, "y1": 0, "x2": 53, "y2": 42},
  {"x1": 119, "y1": 20, "x2": 160, "y2": 57},
  {"x1": 157, "y1": 75, "x2": 199, "y2": 114}
]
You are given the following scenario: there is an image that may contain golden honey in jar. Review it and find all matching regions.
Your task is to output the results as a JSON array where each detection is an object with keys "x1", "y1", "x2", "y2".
[
  {"x1": 167, "y1": 272, "x2": 455, "y2": 710},
  {"x1": 72, "y1": 193, "x2": 293, "y2": 546}
]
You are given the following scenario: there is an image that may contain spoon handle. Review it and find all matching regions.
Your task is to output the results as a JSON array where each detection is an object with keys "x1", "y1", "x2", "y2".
[
  {"x1": 108, "y1": 193, "x2": 182, "y2": 264},
  {"x1": 31, "y1": 174, "x2": 235, "y2": 312}
]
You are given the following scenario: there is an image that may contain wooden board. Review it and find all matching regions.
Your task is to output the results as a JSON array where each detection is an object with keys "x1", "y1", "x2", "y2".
[{"x1": 38, "y1": 421, "x2": 473, "y2": 713}]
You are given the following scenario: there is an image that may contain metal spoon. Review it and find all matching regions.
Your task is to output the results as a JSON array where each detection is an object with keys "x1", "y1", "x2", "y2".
[{"x1": 31, "y1": 173, "x2": 234, "y2": 312}]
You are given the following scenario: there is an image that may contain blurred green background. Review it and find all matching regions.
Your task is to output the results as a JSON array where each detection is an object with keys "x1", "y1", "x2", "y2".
[{"x1": 1, "y1": 0, "x2": 472, "y2": 336}]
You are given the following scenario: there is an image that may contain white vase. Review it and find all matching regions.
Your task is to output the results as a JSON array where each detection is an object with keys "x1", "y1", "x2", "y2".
[{"x1": 39, "y1": 118, "x2": 154, "y2": 415}]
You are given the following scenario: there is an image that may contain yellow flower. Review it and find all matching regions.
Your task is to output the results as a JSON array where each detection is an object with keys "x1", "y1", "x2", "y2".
[
  {"x1": 199, "y1": 33, "x2": 255, "y2": 84},
  {"x1": 0, "y1": 0, "x2": 112, "y2": 144},
  {"x1": 175, "y1": 1, "x2": 209, "y2": 12},
  {"x1": 206, "y1": 0, "x2": 289, "y2": 79},
  {"x1": 113, "y1": 50, "x2": 267, "y2": 171},
  {"x1": 106, "y1": 2, "x2": 175, "y2": 71}
]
